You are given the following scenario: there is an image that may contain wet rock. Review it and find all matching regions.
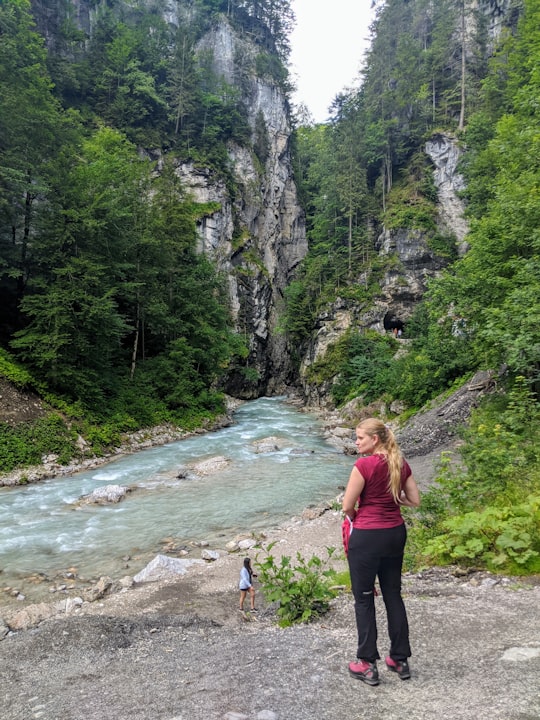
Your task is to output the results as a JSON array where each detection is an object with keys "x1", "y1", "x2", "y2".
[
  {"x1": 84, "y1": 576, "x2": 115, "y2": 602},
  {"x1": 201, "y1": 549, "x2": 220, "y2": 561},
  {"x1": 301, "y1": 507, "x2": 326, "y2": 521},
  {"x1": 252, "y1": 436, "x2": 287, "y2": 453},
  {"x1": 79, "y1": 485, "x2": 131, "y2": 505},
  {"x1": 191, "y1": 456, "x2": 231, "y2": 475}
]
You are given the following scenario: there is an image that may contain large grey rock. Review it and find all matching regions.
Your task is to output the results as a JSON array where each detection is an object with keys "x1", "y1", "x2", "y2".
[
  {"x1": 80, "y1": 484, "x2": 131, "y2": 505},
  {"x1": 133, "y1": 555, "x2": 205, "y2": 584}
]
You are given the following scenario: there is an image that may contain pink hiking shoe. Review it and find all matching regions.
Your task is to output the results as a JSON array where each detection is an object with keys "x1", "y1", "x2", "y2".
[
  {"x1": 385, "y1": 656, "x2": 411, "y2": 680},
  {"x1": 348, "y1": 659, "x2": 380, "y2": 686}
]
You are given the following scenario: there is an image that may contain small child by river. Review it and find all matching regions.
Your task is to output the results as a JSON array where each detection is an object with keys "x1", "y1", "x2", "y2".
[{"x1": 239, "y1": 557, "x2": 257, "y2": 612}]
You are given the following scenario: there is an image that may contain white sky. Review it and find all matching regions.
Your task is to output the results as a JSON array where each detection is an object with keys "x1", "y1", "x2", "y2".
[{"x1": 289, "y1": 0, "x2": 376, "y2": 123}]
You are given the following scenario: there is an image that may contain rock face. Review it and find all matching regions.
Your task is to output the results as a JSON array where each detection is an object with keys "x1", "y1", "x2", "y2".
[
  {"x1": 177, "y1": 19, "x2": 307, "y2": 397},
  {"x1": 298, "y1": 132, "x2": 470, "y2": 407},
  {"x1": 30, "y1": 1, "x2": 307, "y2": 398},
  {"x1": 478, "y1": 0, "x2": 520, "y2": 43},
  {"x1": 425, "y1": 132, "x2": 469, "y2": 254}
]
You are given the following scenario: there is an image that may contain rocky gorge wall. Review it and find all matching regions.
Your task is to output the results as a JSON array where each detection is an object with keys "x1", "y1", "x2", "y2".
[
  {"x1": 298, "y1": 131, "x2": 468, "y2": 408},
  {"x1": 173, "y1": 18, "x2": 307, "y2": 398},
  {"x1": 27, "y1": 0, "x2": 518, "y2": 407},
  {"x1": 29, "y1": 0, "x2": 307, "y2": 399}
]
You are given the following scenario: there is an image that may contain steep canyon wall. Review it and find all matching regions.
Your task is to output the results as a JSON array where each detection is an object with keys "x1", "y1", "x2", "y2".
[{"x1": 30, "y1": 0, "x2": 307, "y2": 398}]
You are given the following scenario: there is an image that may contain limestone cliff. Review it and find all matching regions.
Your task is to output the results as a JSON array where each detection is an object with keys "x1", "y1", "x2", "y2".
[
  {"x1": 296, "y1": 0, "x2": 518, "y2": 409},
  {"x1": 30, "y1": 1, "x2": 307, "y2": 399},
  {"x1": 174, "y1": 19, "x2": 307, "y2": 398}
]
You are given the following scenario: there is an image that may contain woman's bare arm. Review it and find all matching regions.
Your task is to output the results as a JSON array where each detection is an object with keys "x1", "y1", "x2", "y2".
[
  {"x1": 399, "y1": 474, "x2": 421, "y2": 507},
  {"x1": 342, "y1": 466, "x2": 365, "y2": 520}
]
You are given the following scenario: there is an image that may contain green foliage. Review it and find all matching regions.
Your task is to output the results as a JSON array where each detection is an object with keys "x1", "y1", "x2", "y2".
[
  {"x1": 278, "y1": 279, "x2": 315, "y2": 347},
  {"x1": 423, "y1": 497, "x2": 540, "y2": 574},
  {"x1": 442, "y1": 378, "x2": 540, "y2": 509},
  {"x1": 255, "y1": 544, "x2": 339, "y2": 627},
  {"x1": 427, "y1": 232, "x2": 459, "y2": 260},
  {"x1": 5, "y1": 128, "x2": 242, "y2": 427},
  {"x1": 0, "y1": 348, "x2": 34, "y2": 389},
  {"x1": 432, "y1": 0, "x2": 540, "y2": 387},
  {"x1": 255, "y1": 52, "x2": 288, "y2": 85},
  {"x1": 384, "y1": 153, "x2": 438, "y2": 231},
  {"x1": 407, "y1": 378, "x2": 540, "y2": 574},
  {"x1": 0, "y1": 414, "x2": 78, "y2": 472},
  {"x1": 330, "y1": 331, "x2": 398, "y2": 406}
]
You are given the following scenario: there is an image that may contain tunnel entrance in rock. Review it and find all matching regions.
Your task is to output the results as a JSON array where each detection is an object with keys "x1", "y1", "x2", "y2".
[{"x1": 383, "y1": 313, "x2": 404, "y2": 336}]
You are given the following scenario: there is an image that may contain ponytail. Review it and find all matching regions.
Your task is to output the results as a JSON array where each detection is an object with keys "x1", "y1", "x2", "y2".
[{"x1": 356, "y1": 418, "x2": 403, "y2": 502}]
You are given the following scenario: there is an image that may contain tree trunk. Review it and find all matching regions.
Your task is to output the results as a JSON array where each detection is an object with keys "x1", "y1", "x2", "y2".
[
  {"x1": 130, "y1": 317, "x2": 139, "y2": 380},
  {"x1": 458, "y1": 2, "x2": 466, "y2": 131}
]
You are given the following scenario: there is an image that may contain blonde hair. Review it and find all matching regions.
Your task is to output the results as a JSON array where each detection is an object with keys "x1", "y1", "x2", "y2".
[{"x1": 356, "y1": 418, "x2": 403, "y2": 502}]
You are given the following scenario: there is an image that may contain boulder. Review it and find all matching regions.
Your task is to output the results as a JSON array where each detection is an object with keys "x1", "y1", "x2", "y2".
[
  {"x1": 84, "y1": 576, "x2": 116, "y2": 602},
  {"x1": 6, "y1": 602, "x2": 57, "y2": 631},
  {"x1": 191, "y1": 456, "x2": 231, "y2": 475},
  {"x1": 80, "y1": 485, "x2": 131, "y2": 505},
  {"x1": 201, "y1": 549, "x2": 220, "y2": 561},
  {"x1": 133, "y1": 555, "x2": 205, "y2": 584},
  {"x1": 238, "y1": 538, "x2": 257, "y2": 551},
  {"x1": 252, "y1": 436, "x2": 287, "y2": 453}
]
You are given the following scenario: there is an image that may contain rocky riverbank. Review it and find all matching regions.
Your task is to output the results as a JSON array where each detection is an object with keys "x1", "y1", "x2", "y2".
[
  {"x1": 1, "y1": 506, "x2": 539, "y2": 720},
  {"x1": 4, "y1": 374, "x2": 535, "y2": 720},
  {"x1": 1, "y1": 368, "x2": 491, "y2": 488},
  {"x1": 0, "y1": 380, "x2": 481, "y2": 617},
  {"x1": 0, "y1": 416, "x2": 235, "y2": 488}
]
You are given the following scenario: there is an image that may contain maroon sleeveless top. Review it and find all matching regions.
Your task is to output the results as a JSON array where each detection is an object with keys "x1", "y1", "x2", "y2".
[{"x1": 351, "y1": 454, "x2": 411, "y2": 529}]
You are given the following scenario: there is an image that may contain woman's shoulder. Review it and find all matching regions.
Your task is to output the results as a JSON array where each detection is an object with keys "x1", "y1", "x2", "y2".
[
  {"x1": 355, "y1": 453, "x2": 386, "y2": 475},
  {"x1": 356, "y1": 453, "x2": 386, "y2": 467}
]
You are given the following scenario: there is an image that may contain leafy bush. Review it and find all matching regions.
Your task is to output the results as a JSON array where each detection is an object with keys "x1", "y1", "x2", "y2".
[
  {"x1": 255, "y1": 544, "x2": 338, "y2": 627},
  {"x1": 406, "y1": 379, "x2": 540, "y2": 575},
  {"x1": 422, "y1": 496, "x2": 540, "y2": 574},
  {"x1": 437, "y1": 378, "x2": 540, "y2": 512},
  {"x1": 331, "y1": 331, "x2": 398, "y2": 406},
  {"x1": 0, "y1": 414, "x2": 78, "y2": 472}
]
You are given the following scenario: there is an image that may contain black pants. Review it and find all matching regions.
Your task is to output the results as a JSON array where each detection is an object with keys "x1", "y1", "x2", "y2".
[{"x1": 347, "y1": 524, "x2": 411, "y2": 663}]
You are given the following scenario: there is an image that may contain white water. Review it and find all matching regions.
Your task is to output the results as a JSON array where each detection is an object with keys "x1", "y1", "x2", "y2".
[{"x1": 0, "y1": 397, "x2": 353, "y2": 599}]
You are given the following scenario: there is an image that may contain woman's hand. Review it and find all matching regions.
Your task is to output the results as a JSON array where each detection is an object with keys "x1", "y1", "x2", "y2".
[{"x1": 399, "y1": 475, "x2": 421, "y2": 507}]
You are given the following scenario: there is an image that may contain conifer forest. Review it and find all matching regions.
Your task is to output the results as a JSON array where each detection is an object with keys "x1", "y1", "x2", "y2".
[{"x1": 1, "y1": 0, "x2": 539, "y2": 572}]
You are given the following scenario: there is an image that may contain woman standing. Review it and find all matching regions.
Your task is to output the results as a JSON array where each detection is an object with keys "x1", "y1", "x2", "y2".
[{"x1": 342, "y1": 418, "x2": 420, "y2": 686}]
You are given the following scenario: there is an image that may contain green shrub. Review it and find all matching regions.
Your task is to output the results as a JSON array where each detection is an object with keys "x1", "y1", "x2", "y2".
[
  {"x1": 422, "y1": 496, "x2": 540, "y2": 574},
  {"x1": 0, "y1": 349, "x2": 35, "y2": 389},
  {"x1": 255, "y1": 544, "x2": 339, "y2": 627},
  {"x1": 0, "y1": 413, "x2": 78, "y2": 472},
  {"x1": 405, "y1": 380, "x2": 540, "y2": 575},
  {"x1": 331, "y1": 331, "x2": 398, "y2": 407}
]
